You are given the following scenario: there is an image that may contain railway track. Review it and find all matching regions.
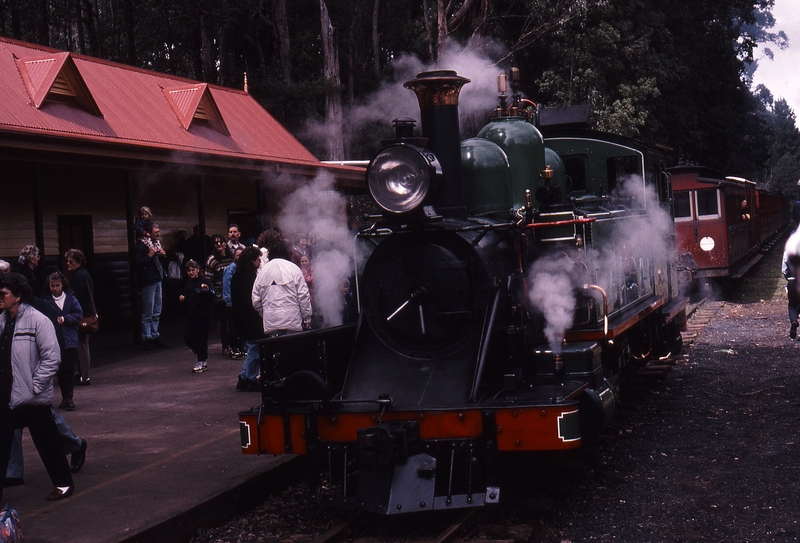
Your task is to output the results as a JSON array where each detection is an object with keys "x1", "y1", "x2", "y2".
[
  {"x1": 627, "y1": 297, "x2": 721, "y2": 384},
  {"x1": 308, "y1": 508, "x2": 538, "y2": 543},
  {"x1": 682, "y1": 298, "x2": 725, "y2": 348}
]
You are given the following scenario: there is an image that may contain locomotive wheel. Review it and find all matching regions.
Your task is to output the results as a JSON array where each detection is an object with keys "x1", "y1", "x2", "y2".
[
  {"x1": 629, "y1": 320, "x2": 654, "y2": 362},
  {"x1": 662, "y1": 320, "x2": 683, "y2": 358}
]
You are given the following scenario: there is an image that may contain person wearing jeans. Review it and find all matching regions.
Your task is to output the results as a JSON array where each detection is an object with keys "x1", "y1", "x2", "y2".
[
  {"x1": 133, "y1": 220, "x2": 168, "y2": 350},
  {"x1": 0, "y1": 273, "x2": 74, "y2": 501},
  {"x1": 230, "y1": 247, "x2": 264, "y2": 391},
  {"x1": 6, "y1": 408, "x2": 89, "y2": 485},
  {"x1": 140, "y1": 281, "x2": 163, "y2": 344}
]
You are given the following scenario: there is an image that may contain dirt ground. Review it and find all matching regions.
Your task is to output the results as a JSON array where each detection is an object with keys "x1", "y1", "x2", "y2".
[
  {"x1": 194, "y1": 234, "x2": 800, "y2": 543},
  {"x1": 527, "y1": 236, "x2": 800, "y2": 543}
]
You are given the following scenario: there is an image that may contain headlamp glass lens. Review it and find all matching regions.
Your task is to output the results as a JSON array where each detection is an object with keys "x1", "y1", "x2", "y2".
[{"x1": 368, "y1": 146, "x2": 431, "y2": 213}]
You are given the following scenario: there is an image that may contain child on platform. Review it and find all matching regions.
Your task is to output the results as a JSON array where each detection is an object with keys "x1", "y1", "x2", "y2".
[
  {"x1": 43, "y1": 271, "x2": 83, "y2": 409},
  {"x1": 179, "y1": 260, "x2": 215, "y2": 373}
]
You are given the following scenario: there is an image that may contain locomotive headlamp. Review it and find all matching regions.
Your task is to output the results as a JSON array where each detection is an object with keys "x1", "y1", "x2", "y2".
[{"x1": 367, "y1": 144, "x2": 442, "y2": 214}]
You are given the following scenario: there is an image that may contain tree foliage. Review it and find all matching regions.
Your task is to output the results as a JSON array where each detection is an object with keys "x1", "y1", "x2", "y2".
[{"x1": 0, "y1": 0, "x2": 797, "y2": 186}]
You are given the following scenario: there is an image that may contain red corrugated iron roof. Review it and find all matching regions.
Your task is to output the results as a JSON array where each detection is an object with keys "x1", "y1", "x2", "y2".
[{"x1": 0, "y1": 37, "x2": 328, "y2": 168}]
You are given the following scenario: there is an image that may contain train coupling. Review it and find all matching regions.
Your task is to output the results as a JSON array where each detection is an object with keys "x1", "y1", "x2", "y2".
[{"x1": 356, "y1": 420, "x2": 421, "y2": 466}]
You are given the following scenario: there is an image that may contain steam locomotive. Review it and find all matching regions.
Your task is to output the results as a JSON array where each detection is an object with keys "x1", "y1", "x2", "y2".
[{"x1": 239, "y1": 69, "x2": 688, "y2": 514}]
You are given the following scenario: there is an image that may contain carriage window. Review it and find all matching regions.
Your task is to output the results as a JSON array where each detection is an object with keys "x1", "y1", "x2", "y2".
[
  {"x1": 696, "y1": 189, "x2": 719, "y2": 218},
  {"x1": 673, "y1": 191, "x2": 691, "y2": 220}
]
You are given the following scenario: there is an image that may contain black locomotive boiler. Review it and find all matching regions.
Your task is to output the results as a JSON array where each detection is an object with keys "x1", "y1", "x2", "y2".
[{"x1": 239, "y1": 70, "x2": 688, "y2": 514}]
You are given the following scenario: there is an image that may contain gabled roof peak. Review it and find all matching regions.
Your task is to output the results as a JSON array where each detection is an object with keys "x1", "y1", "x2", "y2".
[
  {"x1": 161, "y1": 83, "x2": 230, "y2": 136},
  {"x1": 0, "y1": 37, "x2": 327, "y2": 168},
  {"x1": 15, "y1": 51, "x2": 102, "y2": 116}
]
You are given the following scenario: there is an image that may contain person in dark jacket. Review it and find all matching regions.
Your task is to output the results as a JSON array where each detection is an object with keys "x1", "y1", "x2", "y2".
[
  {"x1": 179, "y1": 260, "x2": 215, "y2": 373},
  {"x1": 205, "y1": 234, "x2": 233, "y2": 355},
  {"x1": 65, "y1": 248, "x2": 96, "y2": 385},
  {"x1": 230, "y1": 247, "x2": 264, "y2": 391},
  {"x1": 133, "y1": 220, "x2": 168, "y2": 350},
  {"x1": 186, "y1": 224, "x2": 213, "y2": 268},
  {"x1": 42, "y1": 271, "x2": 83, "y2": 410}
]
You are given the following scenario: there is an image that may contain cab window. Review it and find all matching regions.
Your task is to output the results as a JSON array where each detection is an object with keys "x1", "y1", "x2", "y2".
[{"x1": 562, "y1": 156, "x2": 587, "y2": 193}]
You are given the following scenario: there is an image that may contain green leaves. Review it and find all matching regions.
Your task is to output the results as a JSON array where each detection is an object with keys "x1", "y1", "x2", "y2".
[{"x1": 0, "y1": 0, "x2": 794, "y2": 178}]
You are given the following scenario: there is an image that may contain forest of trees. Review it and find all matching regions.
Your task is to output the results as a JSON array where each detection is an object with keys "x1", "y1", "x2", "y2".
[{"x1": 1, "y1": 0, "x2": 799, "y2": 197}]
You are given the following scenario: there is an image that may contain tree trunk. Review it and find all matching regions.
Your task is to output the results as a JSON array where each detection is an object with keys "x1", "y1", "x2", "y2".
[
  {"x1": 434, "y1": 0, "x2": 478, "y2": 60},
  {"x1": 9, "y1": 0, "x2": 22, "y2": 40},
  {"x1": 320, "y1": 0, "x2": 344, "y2": 161},
  {"x1": 348, "y1": 25, "x2": 354, "y2": 104},
  {"x1": 218, "y1": 1, "x2": 231, "y2": 86},
  {"x1": 371, "y1": 0, "x2": 380, "y2": 74},
  {"x1": 123, "y1": 0, "x2": 136, "y2": 65},
  {"x1": 273, "y1": 0, "x2": 292, "y2": 84},
  {"x1": 422, "y1": 0, "x2": 434, "y2": 62},
  {"x1": 82, "y1": 0, "x2": 100, "y2": 56},
  {"x1": 76, "y1": 0, "x2": 87, "y2": 54},
  {"x1": 200, "y1": 10, "x2": 216, "y2": 83},
  {"x1": 190, "y1": 23, "x2": 204, "y2": 81},
  {"x1": 248, "y1": 14, "x2": 268, "y2": 79},
  {"x1": 436, "y1": 0, "x2": 446, "y2": 61},
  {"x1": 37, "y1": 0, "x2": 50, "y2": 46}
]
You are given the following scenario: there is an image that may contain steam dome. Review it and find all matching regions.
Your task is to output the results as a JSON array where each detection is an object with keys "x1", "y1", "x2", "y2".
[
  {"x1": 461, "y1": 138, "x2": 512, "y2": 217},
  {"x1": 476, "y1": 117, "x2": 546, "y2": 211}
]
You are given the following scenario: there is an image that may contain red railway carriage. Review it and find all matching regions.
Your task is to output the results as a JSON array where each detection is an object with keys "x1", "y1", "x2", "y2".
[
  {"x1": 670, "y1": 165, "x2": 786, "y2": 279},
  {"x1": 755, "y1": 187, "x2": 788, "y2": 246}
]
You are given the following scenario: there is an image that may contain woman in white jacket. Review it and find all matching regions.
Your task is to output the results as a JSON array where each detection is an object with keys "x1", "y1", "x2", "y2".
[
  {"x1": 0, "y1": 272, "x2": 74, "y2": 501},
  {"x1": 251, "y1": 240, "x2": 312, "y2": 336}
]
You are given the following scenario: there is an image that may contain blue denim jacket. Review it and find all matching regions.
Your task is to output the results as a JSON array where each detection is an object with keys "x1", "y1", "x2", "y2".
[{"x1": 222, "y1": 262, "x2": 237, "y2": 307}]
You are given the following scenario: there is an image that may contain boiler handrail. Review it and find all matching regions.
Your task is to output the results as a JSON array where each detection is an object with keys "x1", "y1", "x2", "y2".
[{"x1": 516, "y1": 217, "x2": 596, "y2": 272}]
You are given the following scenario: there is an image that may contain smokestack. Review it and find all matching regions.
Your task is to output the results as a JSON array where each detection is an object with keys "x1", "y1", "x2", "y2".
[{"x1": 404, "y1": 70, "x2": 470, "y2": 218}]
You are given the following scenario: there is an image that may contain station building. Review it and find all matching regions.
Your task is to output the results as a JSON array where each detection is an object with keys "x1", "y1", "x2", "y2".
[{"x1": 0, "y1": 36, "x2": 364, "y2": 331}]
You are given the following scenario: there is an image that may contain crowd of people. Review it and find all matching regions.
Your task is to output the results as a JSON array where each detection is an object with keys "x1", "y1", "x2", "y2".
[
  {"x1": 0, "y1": 249, "x2": 92, "y2": 504},
  {"x1": 0, "y1": 206, "x2": 355, "y2": 504},
  {"x1": 131, "y1": 207, "x2": 356, "y2": 389},
  {"x1": 176, "y1": 229, "x2": 316, "y2": 388}
]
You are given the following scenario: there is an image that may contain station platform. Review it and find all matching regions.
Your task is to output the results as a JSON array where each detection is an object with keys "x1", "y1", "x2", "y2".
[{"x1": 2, "y1": 321, "x2": 295, "y2": 543}]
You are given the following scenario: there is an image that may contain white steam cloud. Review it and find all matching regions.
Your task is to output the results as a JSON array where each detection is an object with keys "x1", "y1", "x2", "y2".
[
  {"x1": 593, "y1": 177, "x2": 675, "y2": 295},
  {"x1": 272, "y1": 171, "x2": 356, "y2": 328},
  {"x1": 283, "y1": 40, "x2": 516, "y2": 325},
  {"x1": 310, "y1": 249, "x2": 352, "y2": 328},
  {"x1": 525, "y1": 178, "x2": 675, "y2": 352},
  {"x1": 527, "y1": 258, "x2": 576, "y2": 352},
  {"x1": 301, "y1": 39, "x2": 511, "y2": 156}
]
